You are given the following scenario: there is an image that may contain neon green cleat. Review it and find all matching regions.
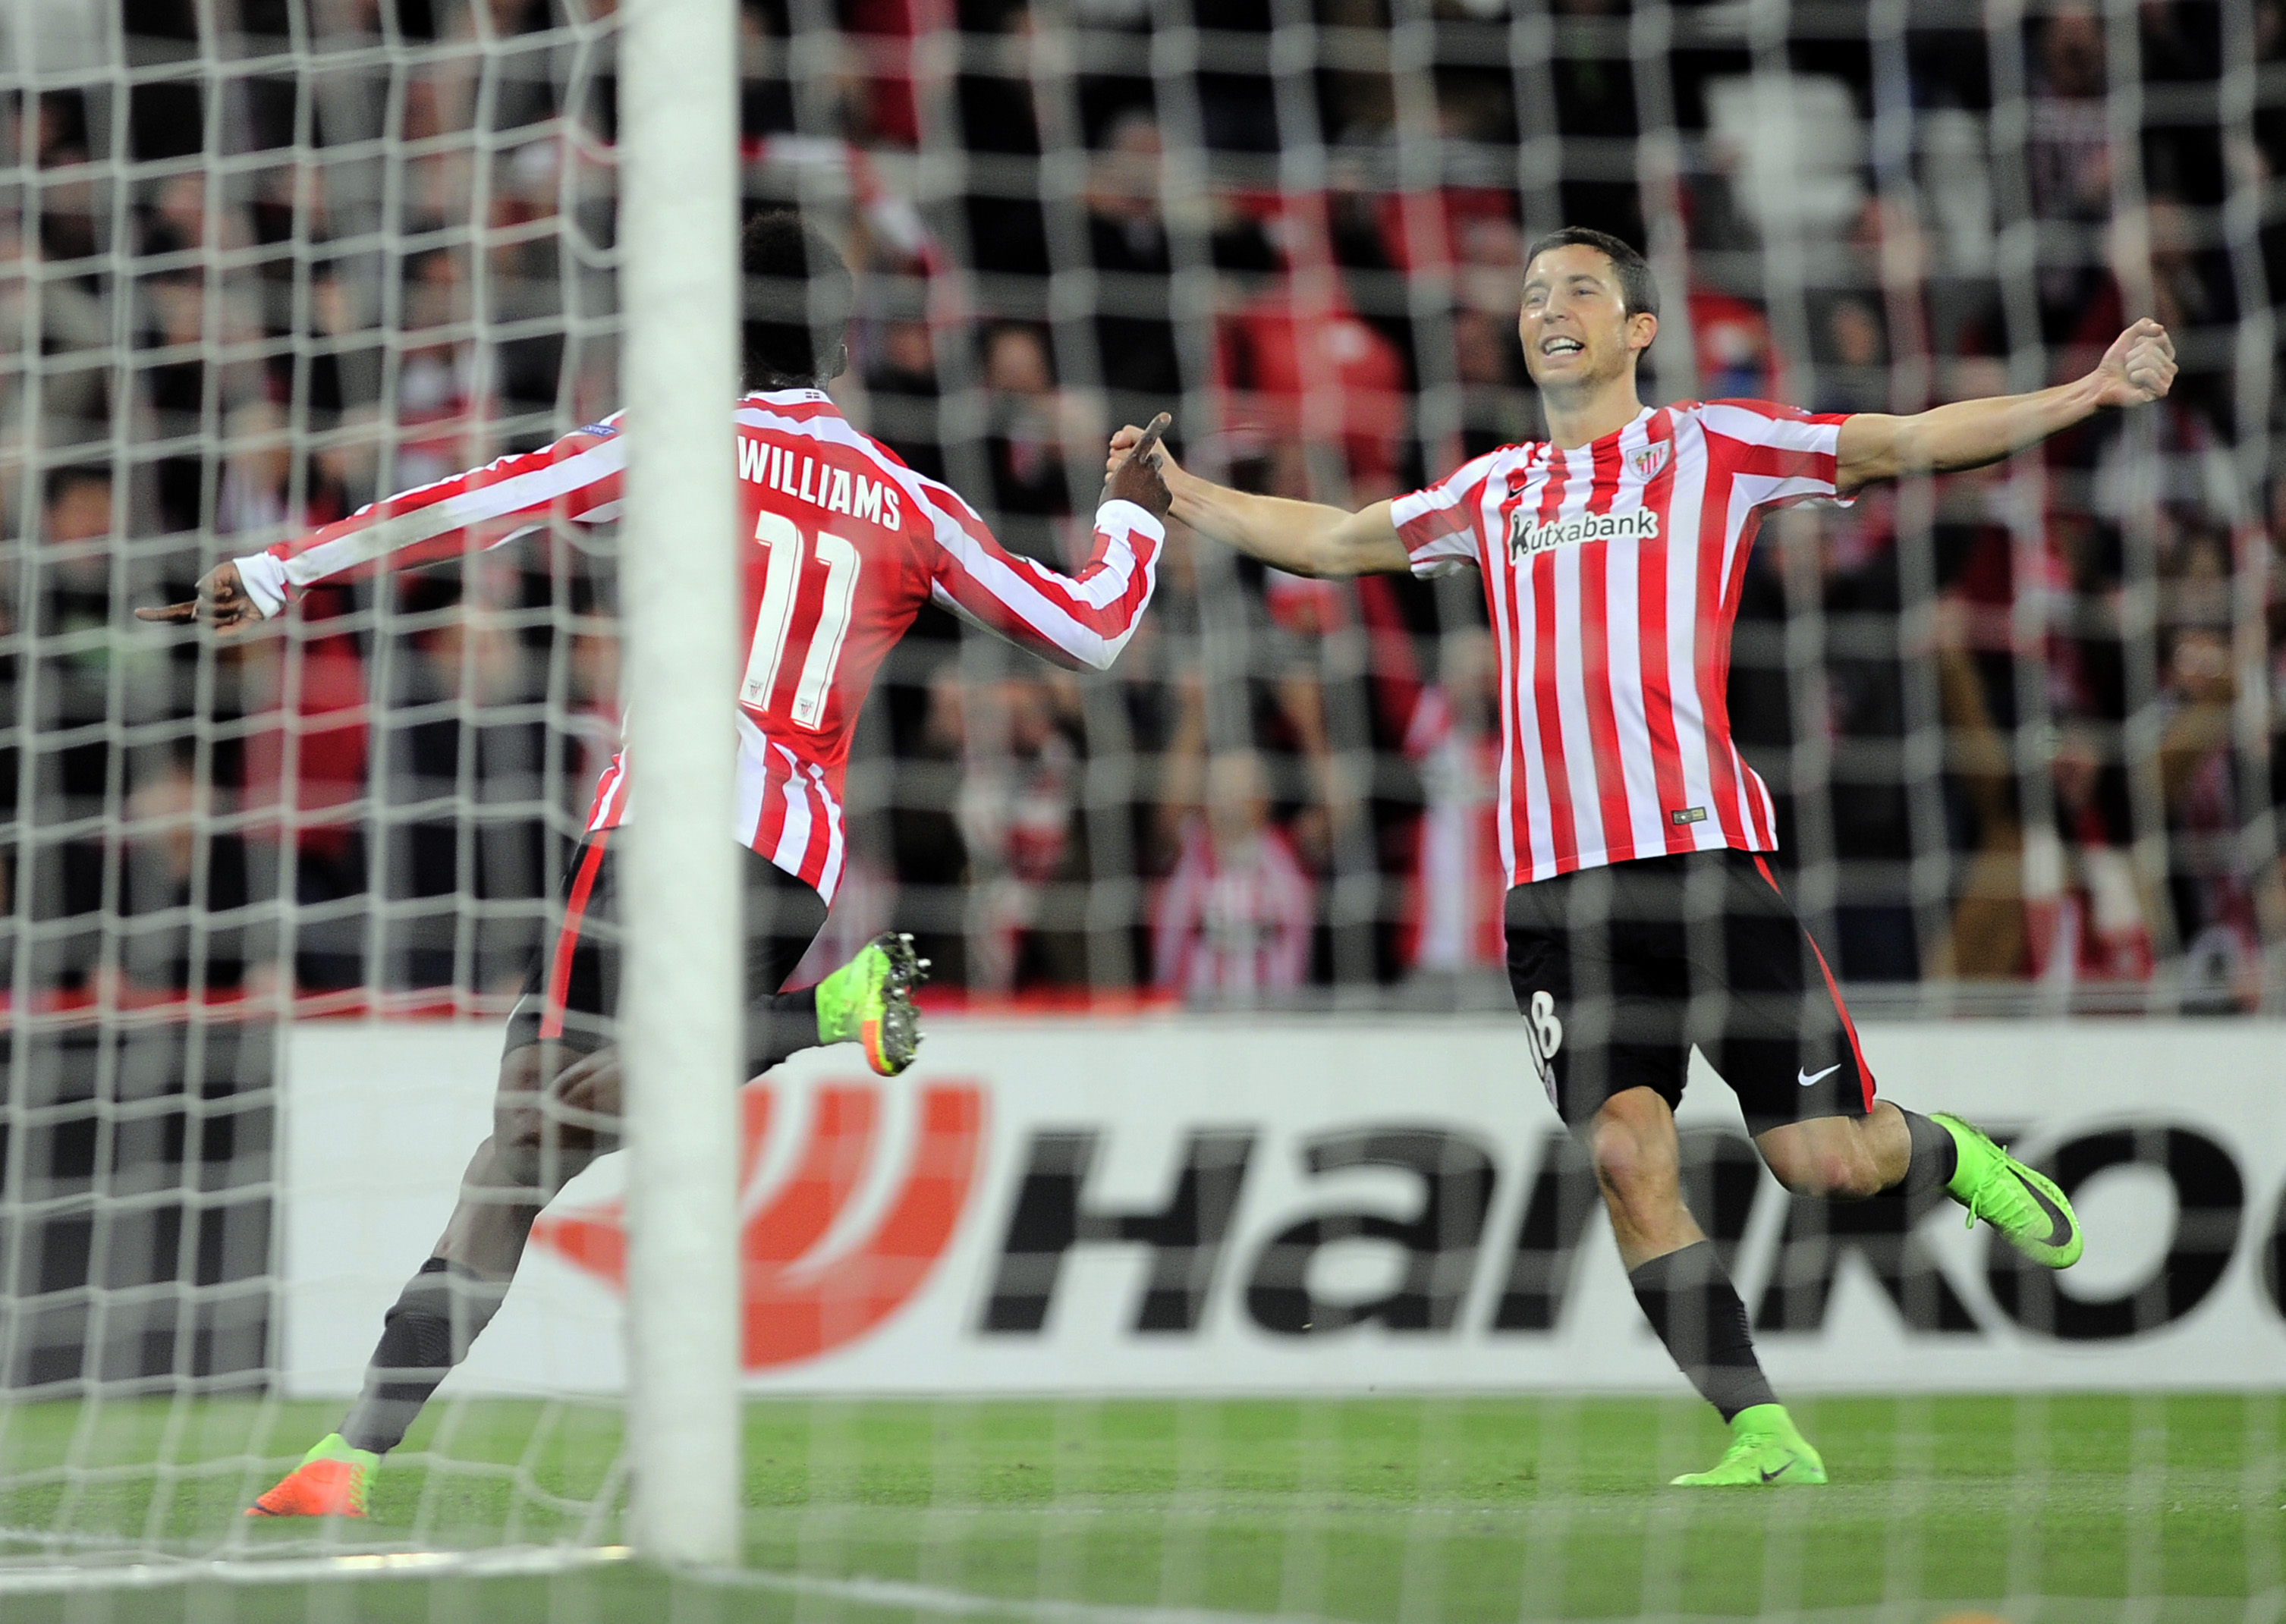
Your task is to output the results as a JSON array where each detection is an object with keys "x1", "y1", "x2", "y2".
[
  {"x1": 1671, "y1": 1404, "x2": 1827, "y2": 1487},
  {"x1": 1934, "y1": 1112, "x2": 2083, "y2": 1269},
  {"x1": 814, "y1": 932, "x2": 928, "y2": 1076}
]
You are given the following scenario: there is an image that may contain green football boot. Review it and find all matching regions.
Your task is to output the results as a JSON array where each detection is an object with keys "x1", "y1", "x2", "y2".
[
  {"x1": 814, "y1": 932, "x2": 928, "y2": 1076},
  {"x1": 1671, "y1": 1404, "x2": 1828, "y2": 1487},
  {"x1": 1933, "y1": 1112, "x2": 2083, "y2": 1269}
]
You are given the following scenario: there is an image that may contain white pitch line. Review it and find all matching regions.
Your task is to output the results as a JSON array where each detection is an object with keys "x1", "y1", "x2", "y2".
[
  {"x1": 714, "y1": 1568, "x2": 1332, "y2": 1624},
  {"x1": 0, "y1": 1544, "x2": 1322, "y2": 1624},
  {"x1": 0, "y1": 1543, "x2": 634, "y2": 1594}
]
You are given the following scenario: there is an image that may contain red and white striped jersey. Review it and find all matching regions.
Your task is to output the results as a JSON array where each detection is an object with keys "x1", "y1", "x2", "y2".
[
  {"x1": 1151, "y1": 821, "x2": 1316, "y2": 1001},
  {"x1": 1391, "y1": 400, "x2": 1850, "y2": 887},
  {"x1": 1400, "y1": 685, "x2": 1507, "y2": 972},
  {"x1": 235, "y1": 387, "x2": 1163, "y2": 903}
]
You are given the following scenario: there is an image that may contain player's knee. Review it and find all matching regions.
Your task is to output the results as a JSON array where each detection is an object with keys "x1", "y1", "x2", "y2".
[{"x1": 1588, "y1": 1110, "x2": 1673, "y2": 1207}]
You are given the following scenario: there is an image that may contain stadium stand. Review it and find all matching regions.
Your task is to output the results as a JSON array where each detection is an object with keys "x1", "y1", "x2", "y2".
[{"x1": 2, "y1": 0, "x2": 2280, "y2": 1029}]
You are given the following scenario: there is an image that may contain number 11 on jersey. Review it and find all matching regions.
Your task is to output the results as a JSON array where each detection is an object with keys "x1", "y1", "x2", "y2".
[{"x1": 742, "y1": 510, "x2": 861, "y2": 729}]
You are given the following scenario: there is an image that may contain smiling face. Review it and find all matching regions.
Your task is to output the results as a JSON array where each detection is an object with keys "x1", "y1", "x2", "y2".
[{"x1": 1517, "y1": 243, "x2": 1657, "y2": 394}]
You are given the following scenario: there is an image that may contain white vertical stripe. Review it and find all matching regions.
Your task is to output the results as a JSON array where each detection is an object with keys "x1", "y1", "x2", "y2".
[
  {"x1": 1478, "y1": 461, "x2": 1519, "y2": 884},
  {"x1": 1548, "y1": 454, "x2": 1603, "y2": 858},
  {"x1": 1727, "y1": 740, "x2": 1762, "y2": 840},
  {"x1": 1718, "y1": 483, "x2": 1763, "y2": 612},
  {"x1": 1510, "y1": 462, "x2": 1558, "y2": 881},
  {"x1": 769, "y1": 743, "x2": 813, "y2": 872},
  {"x1": 1662, "y1": 416, "x2": 1721, "y2": 834},
  {"x1": 731, "y1": 716, "x2": 773, "y2": 846},
  {"x1": 1604, "y1": 417, "x2": 1665, "y2": 859},
  {"x1": 814, "y1": 763, "x2": 847, "y2": 900},
  {"x1": 1719, "y1": 481, "x2": 1792, "y2": 841}
]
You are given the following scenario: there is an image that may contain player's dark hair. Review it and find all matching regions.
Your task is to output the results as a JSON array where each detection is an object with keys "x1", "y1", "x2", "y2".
[
  {"x1": 1524, "y1": 227, "x2": 1660, "y2": 323},
  {"x1": 741, "y1": 209, "x2": 855, "y2": 388}
]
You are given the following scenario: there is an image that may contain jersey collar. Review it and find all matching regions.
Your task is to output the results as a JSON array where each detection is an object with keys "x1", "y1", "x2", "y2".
[{"x1": 1551, "y1": 405, "x2": 1656, "y2": 458}]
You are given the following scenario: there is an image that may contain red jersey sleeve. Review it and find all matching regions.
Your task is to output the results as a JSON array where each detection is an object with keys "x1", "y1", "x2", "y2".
[
  {"x1": 232, "y1": 416, "x2": 627, "y2": 613},
  {"x1": 1389, "y1": 450, "x2": 1503, "y2": 577},
  {"x1": 916, "y1": 480, "x2": 1164, "y2": 671},
  {"x1": 1690, "y1": 400, "x2": 1856, "y2": 510}
]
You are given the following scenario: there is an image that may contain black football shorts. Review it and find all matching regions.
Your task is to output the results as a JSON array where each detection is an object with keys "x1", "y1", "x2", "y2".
[
  {"x1": 502, "y1": 831, "x2": 831, "y2": 1059},
  {"x1": 1503, "y1": 849, "x2": 1876, "y2": 1137}
]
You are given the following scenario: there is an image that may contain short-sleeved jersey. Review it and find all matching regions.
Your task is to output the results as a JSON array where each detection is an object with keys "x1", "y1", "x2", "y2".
[
  {"x1": 1389, "y1": 400, "x2": 1850, "y2": 887},
  {"x1": 235, "y1": 387, "x2": 1163, "y2": 904}
]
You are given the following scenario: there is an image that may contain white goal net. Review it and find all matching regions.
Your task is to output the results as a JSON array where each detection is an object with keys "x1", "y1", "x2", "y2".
[{"x1": 0, "y1": 0, "x2": 2280, "y2": 1611}]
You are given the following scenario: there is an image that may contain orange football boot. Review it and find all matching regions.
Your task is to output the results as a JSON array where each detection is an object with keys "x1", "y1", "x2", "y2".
[{"x1": 246, "y1": 1434, "x2": 376, "y2": 1518}]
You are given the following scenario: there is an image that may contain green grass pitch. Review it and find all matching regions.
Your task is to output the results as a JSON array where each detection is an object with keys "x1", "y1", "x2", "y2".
[{"x1": 0, "y1": 1394, "x2": 2278, "y2": 1622}]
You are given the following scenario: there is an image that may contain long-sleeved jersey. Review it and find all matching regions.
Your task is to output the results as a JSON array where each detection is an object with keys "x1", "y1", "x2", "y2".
[{"x1": 235, "y1": 387, "x2": 1164, "y2": 903}]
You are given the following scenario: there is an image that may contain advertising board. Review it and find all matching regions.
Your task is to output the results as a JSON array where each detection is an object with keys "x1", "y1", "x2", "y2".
[{"x1": 280, "y1": 1016, "x2": 2286, "y2": 1396}]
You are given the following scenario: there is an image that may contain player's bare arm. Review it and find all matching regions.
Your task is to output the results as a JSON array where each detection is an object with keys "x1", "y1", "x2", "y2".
[
  {"x1": 134, "y1": 559, "x2": 266, "y2": 634},
  {"x1": 1834, "y1": 317, "x2": 2175, "y2": 493},
  {"x1": 1104, "y1": 423, "x2": 1409, "y2": 578}
]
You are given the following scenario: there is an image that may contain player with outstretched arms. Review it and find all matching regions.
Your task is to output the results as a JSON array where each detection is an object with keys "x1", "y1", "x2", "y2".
[
  {"x1": 1111, "y1": 227, "x2": 2176, "y2": 1486},
  {"x1": 145, "y1": 211, "x2": 1173, "y2": 1516}
]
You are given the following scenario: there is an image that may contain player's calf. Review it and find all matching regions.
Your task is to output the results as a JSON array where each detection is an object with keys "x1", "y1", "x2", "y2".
[
  {"x1": 1754, "y1": 1112, "x2": 1903, "y2": 1201},
  {"x1": 1787, "y1": 1104, "x2": 2084, "y2": 1270}
]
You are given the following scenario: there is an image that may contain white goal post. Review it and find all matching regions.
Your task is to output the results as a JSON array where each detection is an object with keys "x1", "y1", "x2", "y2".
[{"x1": 614, "y1": 0, "x2": 744, "y2": 1569}]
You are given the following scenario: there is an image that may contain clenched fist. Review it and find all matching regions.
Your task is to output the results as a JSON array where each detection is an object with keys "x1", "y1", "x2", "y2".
[
  {"x1": 2091, "y1": 317, "x2": 2177, "y2": 409},
  {"x1": 136, "y1": 561, "x2": 266, "y2": 635},
  {"x1": 1102, "y1": 412, "x2": 1174, "y2": 524}
]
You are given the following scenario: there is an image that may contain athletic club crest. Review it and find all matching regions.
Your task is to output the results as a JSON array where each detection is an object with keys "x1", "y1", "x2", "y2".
[{"x1": 1627, "y1": 441, "x2": 1671, "y2": 482}]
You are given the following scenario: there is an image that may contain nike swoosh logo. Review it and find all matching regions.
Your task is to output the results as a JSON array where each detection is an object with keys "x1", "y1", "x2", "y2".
[
  {"x1": 1759, "y1": 1459, "x2": 1793, "y2": 1483},
  {"x1": 1797, "y1": 1063, "x2": 1841, "y2": 1088},
  {"x1": 2012, "y1": 1168, "x2": 2077, "y2": 1250}
]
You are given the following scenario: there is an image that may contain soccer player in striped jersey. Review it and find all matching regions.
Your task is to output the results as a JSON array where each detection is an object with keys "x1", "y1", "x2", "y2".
[
  {"x1": 146, "y1": 210, "x2": 1172, "y2": 1516},
  {"x1": 1113, "y1": 227, "x2": 2177, "y2": 1487}
]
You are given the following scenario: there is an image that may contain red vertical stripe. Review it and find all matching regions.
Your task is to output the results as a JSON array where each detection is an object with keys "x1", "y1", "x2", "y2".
[
  {"x1": 1483, "y1": 562, "x2": 1527, "y2": 881},
  {"x1": 1631, "y1": 416, "x2": 1695, "y2": 854},
  {"x1": 1716, "y1": 501, "x2": 1776, "y2": 848},
  {"x1": 539, "y1": 831, "x2": 612, "y2": 1041},
  {"x1": 1753, "y1": 855, "x2": 1876, "y2": 1107},
  {"x1": 753, "y1": 766, "x2": 791, "y2": 865},
  {"x1": 797, "y1": 769, "x2": 833, "y2": 881},
  {"x1": 1492, "y1": 454, "x2": 1541, "y2": 881},
  {"x1": 1577, "y1": 435, "x2": 1635, "y2": 864}
]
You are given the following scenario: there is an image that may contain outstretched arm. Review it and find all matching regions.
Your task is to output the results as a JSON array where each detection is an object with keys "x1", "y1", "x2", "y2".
[
  {"x1": 1835, "y1": 319, "x2": 2175, "y2": 493},
  {"x1": 925, "y1": 414, "x2": 1173, "y2": 672},
  {"x1": 139, "y1": 419, "x2": 628, "y2": 633},
  {"x1": 1105, "y1": 425, "x2": 1410, "y2": 579}
]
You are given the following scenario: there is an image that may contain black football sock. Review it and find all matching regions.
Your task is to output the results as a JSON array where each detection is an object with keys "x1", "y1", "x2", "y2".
[
  {"x1": 338, "y1": 1258, "x2": 509, "y2": 1456},
  {"x1": 745, "y1": 988, "x2": 819, "y2": 1076},
  {"x1": 1627, "y1": 1240, "x2": 1778, "y2": 1423},
  {"x1": 1890, "y1": 1109, "x2": 1959, "y2": 1198}
]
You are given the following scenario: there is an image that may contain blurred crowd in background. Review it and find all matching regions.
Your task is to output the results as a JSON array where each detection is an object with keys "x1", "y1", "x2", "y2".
[{"x1": 2, "y1": 0, "x2": 2284, "y2": 1014}]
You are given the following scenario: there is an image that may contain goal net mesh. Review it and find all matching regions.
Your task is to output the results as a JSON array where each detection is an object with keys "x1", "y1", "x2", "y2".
[{"x1": 0, "y1": 0, "x2": 2279, "y2": 1608}]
